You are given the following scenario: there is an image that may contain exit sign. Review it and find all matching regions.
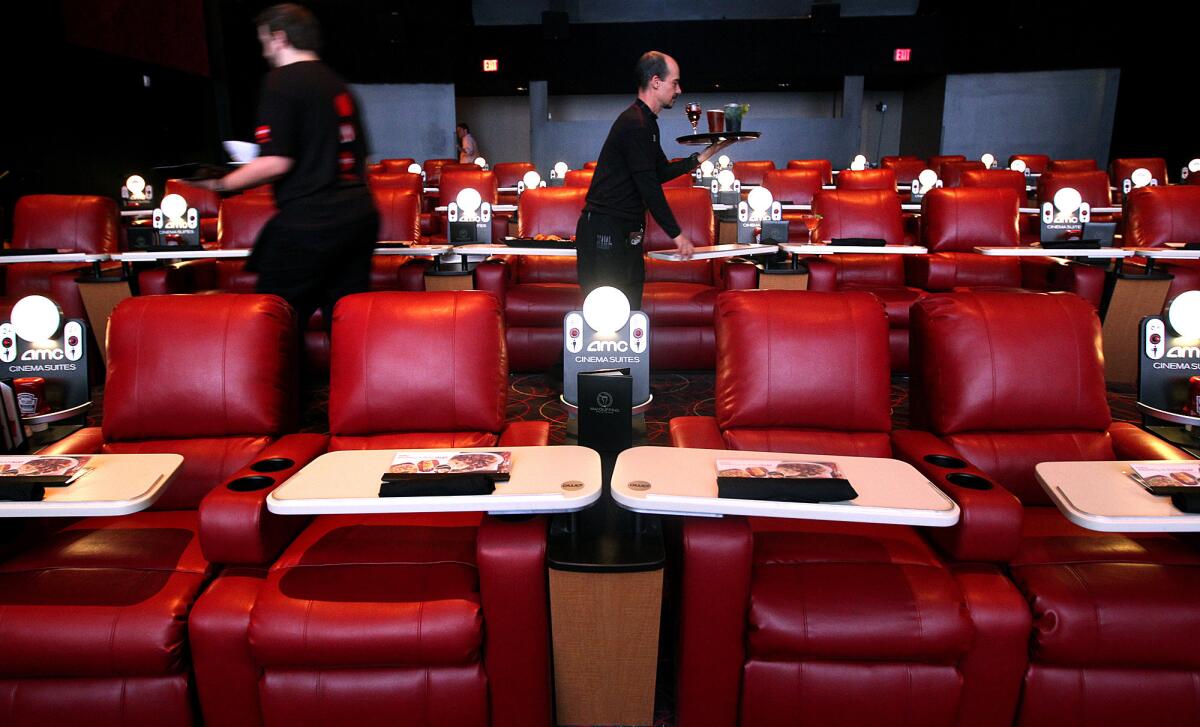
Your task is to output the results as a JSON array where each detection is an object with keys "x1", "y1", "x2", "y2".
[
  {"x1": 894, "y1": 48, "x2": 911, "y2": 62},
  {"x1": 483, "y1": 59, "x2": 499, "y2": 72}
]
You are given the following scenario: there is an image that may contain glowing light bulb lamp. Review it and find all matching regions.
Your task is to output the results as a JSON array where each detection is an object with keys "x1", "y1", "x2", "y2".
[
  {"x1": 518, "y1": 170, "x2": 544, "y2": 194},
  {"x1": 562, "y1": 286, "x2": 651, "y2": 415},
  {"x1": 121, "y1": 174, "x2": 153, "y2": 208},
  {"x1": 549, "y1": 161, "x2": 570, "y2": 187},
  {"x1": 0, "y1": 295, "x2": 91, "y2": 433},
  {"x1": 737, "y1": 186, "x2": 787, "y2": 243},
  {"x1": 1169, "y1": 291, "x2": 1200, "y2": 339},
  {"x1": 710, "y1": 168, "x2": 741, "y2": 208},
  {"x1": 981, "y1": 153, "x2": 996, "y2": 169},
  {"x1": 446, "y1": 187, "x2": 492, "y2": 242},
  {"x1": 911, "y1": 169, "x2": 942, "y2": 201},
  {"x1": 1010, "y1": 159, "x2": 1028, "y2": 174},
  {"x1": 1122, "y1": 166, "x2": 1158, "y2": 195},
  {"x1": 695, "y1": 158, "x2": 717, "y2": 186},
  {"x1": 1040, "y1": 186, "x2": 1090, "y2": 243},
  {"x1": 151, "y1": 193, "x2": 200, "y2": 248},
  {"x1": 1135, "y1": 295, "x2": 1200, "y2": 426},
  {"x1": 1183, "y1": 158, "x2": 1200, "y2": 181}
]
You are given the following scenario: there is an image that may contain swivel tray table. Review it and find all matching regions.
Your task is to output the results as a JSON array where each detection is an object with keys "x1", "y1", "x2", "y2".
[
  {"x1": 1036, "y1": 460, "x2": 1200, "y2": 532},
  {"x1": 0, "y1": 453, "x2": 183, "y2": 518}
]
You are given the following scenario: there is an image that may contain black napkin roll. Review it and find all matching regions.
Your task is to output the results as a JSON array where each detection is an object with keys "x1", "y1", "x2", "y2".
[
  {"x1": 379, "y1": 475, "x2": 497, "y2": 497},
  {"x1": 0, "y1": 475, "x2": 73, "y2": 486},
  {"x1": 717, "y1": 477, "x2": 858, "y2": 503},
  {"x1": 0, "y1": 483, "x2": 46, "y2": 502},
  {"x1": 1171, "y1": 492, "x2": 1200, "y2": 513},
  {"x1": 830, "y1": 237, "x2": 886, "y2": 247}
]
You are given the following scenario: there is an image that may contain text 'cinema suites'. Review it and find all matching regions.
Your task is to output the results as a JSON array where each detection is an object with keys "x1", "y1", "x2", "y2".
[{"x1": 4, "y1": 1, "x2": 1200, "y2": 726}]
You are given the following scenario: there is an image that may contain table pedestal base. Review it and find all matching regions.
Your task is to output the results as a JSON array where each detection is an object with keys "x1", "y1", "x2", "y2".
[
  {"x1": 549, "y1": 568, "x2": 662, "y2": 727},
  {"x1": 1103, "y1": 274, "x2": 1172, "y2": 385},
  {"x1": 759, "y1": 268, "x2": 808, "y2": 289},
  {"x1": 423, "y1": 272, "x2": 474, "y2": 291}
]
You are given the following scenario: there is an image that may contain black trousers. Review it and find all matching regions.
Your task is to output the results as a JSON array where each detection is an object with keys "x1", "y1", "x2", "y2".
[
  {"x1": 575, "y1": 210, "x2": 646, "y2": 310},
  {"x1": 251, "y1": 202, "x2": 380, "y2": 330}
]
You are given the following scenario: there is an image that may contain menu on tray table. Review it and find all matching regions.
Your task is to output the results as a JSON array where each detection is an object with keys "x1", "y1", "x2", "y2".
[{"x1": 1128, "y1": 462, "x2": 1200, "y2": 495}]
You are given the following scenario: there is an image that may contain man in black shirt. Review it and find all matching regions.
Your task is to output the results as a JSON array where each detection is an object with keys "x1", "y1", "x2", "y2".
[
  {"x1": 577, "y1": 51, "x2": 731, "y2": 309},
  {"x1": 202, "y1": 3, "x2": 378, "y2": 333}
]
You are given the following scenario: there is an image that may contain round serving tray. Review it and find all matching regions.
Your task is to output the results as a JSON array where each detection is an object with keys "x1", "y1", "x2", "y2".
[{"x1": 675, "y1": 131, "x2": 761, "y2": 145}]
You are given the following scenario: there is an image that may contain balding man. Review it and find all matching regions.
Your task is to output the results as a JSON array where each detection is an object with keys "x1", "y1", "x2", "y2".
[{"x1": 576, "y1": 50, "x2": 731, "y2": 309}]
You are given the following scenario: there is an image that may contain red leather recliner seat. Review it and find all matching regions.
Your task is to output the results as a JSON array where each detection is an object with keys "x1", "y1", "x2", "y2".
[
  {"x1": 881, "y1": 157, "x2": 928, "y2": 185},
  {"x1": 564, "y1": 169, "x2": 594, "y2": 188},
  {"x1": 191, "y1": 291, "x2": 552, "y2": 727},
  {"x1": 762, "y1": 169, "x2": 823, "y2": 242},
  {"x1": 2, "y1": 194, "x2": 119, "y2": 324},
  {"x1": 836, "y1": 167, "x2": 897, "y2": 191},
  {"x1": 0, "y1": 294, "x2": 320, "y2": 725},
  {"x1": 805, "y1": 189, "x2": 925, "y2": 371},
  {"x1": 907, "y1": 187, "x2": 1105, "y2": 308},
  {"x1": 1110, "y1": 156, "x2": 1168, "y2": 187},
  {"x1": 785, "y1": 159, "x2": 833, "y2": 186},
  {"x1": 493, "y1": 162, "x2": 536, "y2": 207},
  {"x1": 731, "y1": 160, "x2": 774, "y2": 186},
  {"x1": 1124, "y1": 185, "x2": 1200, "y2": 300},
  {"x1": 670, "y1": 290, "x2": 1030, "y2": 727},
  {"x1": 938, "y1": 160, "x2": 986, "y2": 187},
  {"x1": 1008, "y1": 153, "x2": 1050, "y2": 174},
  {"x1": 900, "y1": 291, "x2": 1200, "y2": 725},
  {"x1": 378, "y1": 157, "x2": 416, "y2": 173},
  {"x1": 1047, "y1": 158, "x2": 1097, "y2": 173}
]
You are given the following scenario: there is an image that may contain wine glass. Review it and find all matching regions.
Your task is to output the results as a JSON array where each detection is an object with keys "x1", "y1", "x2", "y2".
[
  {"x1": 800, "y1": 213, "x2": 822, "y2": 243},
  {"x1": 685, "y1": 102, "x2": 702, "y2": 134}
]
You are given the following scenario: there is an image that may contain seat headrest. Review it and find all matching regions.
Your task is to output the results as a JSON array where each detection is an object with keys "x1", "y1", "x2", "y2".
[
  {"x1": 13, "y1": 195, "x2": 119, "y2": 254},
  {"x1": 714, "y1": 291, "x2": 892, "y2": 433},
  {"x1": 103, "y1": 294, "x2": 296, "y2": 441},
  {"x1": 921, "y1": 187, "x2": 1020, "y2": 252},
  {"x1": 811, "y1": 189, "x2": 904, "y2": 245}
]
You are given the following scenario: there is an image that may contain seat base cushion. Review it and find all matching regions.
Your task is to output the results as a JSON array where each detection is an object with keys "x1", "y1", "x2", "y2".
[
  {"x1": 0, "y1": 511, "x2": 209, "y2": 678},
  {"x1": 0, "y1": 675, "x2": 195, "y2": 727}
]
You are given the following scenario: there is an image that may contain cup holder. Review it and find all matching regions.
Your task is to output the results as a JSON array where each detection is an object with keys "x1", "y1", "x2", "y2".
[
  {"x1": 228, "y1": 475, "x2": 276, "y2": 492},
  {"x1": 250, "y1": 457, "x2": 295, "y2": 473},
  {"x1": 924, "y1": 454, "x2": 967, "y2": 469},
  {"x1": 946, "y1": 473, "x2": 993, "y2": 490}
]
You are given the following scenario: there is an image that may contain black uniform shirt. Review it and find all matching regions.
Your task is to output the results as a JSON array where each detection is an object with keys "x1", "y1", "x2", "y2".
[
  {"x1": 255, "y1": 60, "x2": 370, "y2": 208},
  {"x1": 584, "y1": 99, "x2": 698, "y2": 239}
]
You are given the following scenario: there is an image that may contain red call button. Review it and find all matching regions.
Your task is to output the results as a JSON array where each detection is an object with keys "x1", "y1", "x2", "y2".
[
  {"x1": 894, "y1": 48, "x2": 912, "y2": 62},
  {"x1": 569, "y1": 328, "x2": 580, "y2": 338},
  {"x1": 1, "y1": 338, "x2": 10, "y2": 347},
  {"x1": 1150, "y1": 333, "x2": 1162, "y2": 344},
  {"x1": 68, "y1": 336, "x2": 79, "y2": 346},
  {"x1": 633, "y1": 328, "x2": 643, "y2": 339}
]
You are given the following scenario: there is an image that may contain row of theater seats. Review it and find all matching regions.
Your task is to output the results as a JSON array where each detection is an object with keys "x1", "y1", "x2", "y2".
[
  {"x1": 11, "y1": 181, "x2": 1200, "y2": 378},
  {"x1": 2, "y1": 288, "x2": 1196, "y2": 726}
]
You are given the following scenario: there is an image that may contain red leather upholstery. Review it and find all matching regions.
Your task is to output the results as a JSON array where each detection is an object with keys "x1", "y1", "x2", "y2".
[
  {"x1": 193, "y1": 292, "x2": 552, "y2": 727},
  {"x1": 564, "y1": 169, "x2": 594, "y2": 188},
  {"x1": 6, "y1": 195, "x2": 119, "y2": 323},
  {"x1": 835, "y1": 168, "x2": 897, "y2": 191},
  {"x1": 476, "y1": 189, "x2": 586, "y2": 371},
  {"x1": 881, "y1": 157, "x2": 928, "y2": 185},
  {"x1": 1009, "y1": 154, "x2": 1050, "y2": 174},
  {"x1": 583, "y1": 160, "x2": 598, "y2": 169},
  {"x1": 374, "y1": 187, "x2": 421, "y2": 243},
  {"x1": 1037, "y1": 170, "x2": 1113, "y2": 208},
  {"x1": 434, "y1": 169, "x2": 504, "y2": 243},
  {"x1": 517, "y1": 187, "x2": 587, "y2": 238},
  {"x1": 1124, "y1": 186, "x2": 1200, "y2": 300},
  {"x1": 165, "y1": 179, "x2": 221, "y2": 241},
  {"x1": 939, "y1": 160, "x2": 987, "y2": 187},
  {"x1": 0, "y1": 294, "x2": 299, "y2": 725},
  {"x1": 1047, "y1": 158, "x2": 1097, "y2": 173},
  {"x1": 962, "y1": 169, "x2": 1028, "y2": 199},
  {"x1": 731, "y1": 160, "x2": 774, "y2": 186},
  {"x1": 672, "y1": 290, "x2": 1030, "y2": 727},
  {"x1": 422, "y1": 157, "x2": 457, "y2": 186},
  {"x1": 806, "y1": 190, "x2": 917, "y2": 370},
  {"x1": 906, "y1": 291, "x2": 1200, "y2": 726},
  {"x1": 922, "y1": 187, "x2": 1020, "y2": 252},
  {"x1": 378, "y1": 157, "x2": 416, "y2": 172},
  {"x1": 763, "y1": 169, "x2": 826, "y2": 198},
  {"x1": 786, "y1": 159, "x2": 833, "y2": 185},
  {"x1": 811, "y1": 189, "x2": 904, "y2": 244},
  {"x1": 1110, "y1": 156, "x2": 1168, "y2": 186},
  {"x1": 928, "y1": 154, "x2": 966, "y2": 169},
  {"x1": 763, "y1": 170, "x2": 824, "y2": 242},
  {"x1": 493, "y1": 162, "x2": 535, "y2": 188},
  {"x1": 367, "y1": 171, "x2": 422, "y2": 194},
  {"x1": 663, "y1": 172, "x2": 695, "y2": 188}
]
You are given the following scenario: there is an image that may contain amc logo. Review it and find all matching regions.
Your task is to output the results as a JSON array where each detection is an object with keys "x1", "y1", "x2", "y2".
[{"x1": 587, "y1": 340, "x2": 630, "y2": 352}]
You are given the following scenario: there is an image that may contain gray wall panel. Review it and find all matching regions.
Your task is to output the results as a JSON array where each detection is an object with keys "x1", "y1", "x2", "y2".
[
  {"x1": 351, "y1": 83, "x2": 457, "y2": 163},
  {"x1": 940, "y1": 69, "x2": 1120, "y2": 166}
]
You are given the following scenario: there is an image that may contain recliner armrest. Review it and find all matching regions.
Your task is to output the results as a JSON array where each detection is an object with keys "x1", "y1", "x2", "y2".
[
  {"x1": 478, "y1": 515, "x2": 552, "y2": 727},
  {"x1": 675, "y1": 515, "x2": 752, "y2": 727},
  {"x1": 473, "y1": 260, "x2": 508, "y2": 308},
  {"x1": 669, "y1": 416, "x2": 726, "y2": 449},
  {"x1": 950, "y1": 564, "x2": 1031, "y2": 726},
  {"x1": 891, "y1": 429, "x2": 1023, "y2": 563},
  {"x1": 190, "y1": 567, "x2": 268, "y2": 727},
  {"x1": 36, "y1": 426, "x2": 105, "y2": 454},
  {"x1": 199, "y1": 433, "x2": 328, "y2": 566},
  {"x1": 719, "y1": 260, "x2": 758, "y2": 290},
  {"x1": 1044, "y1": 260, "x2": 1105, "y2": 310},
  {"x1": 499, "y1": 420, "x2": 551, "y2": 446},
  {"x1": 137, "y1": 262, "x2": 193, "y2": 295},
  {"x1": 1109, "y1": 421, "x2": 1194, "y2": 460},
  {"x1": 905, "y1": 253, "x2": 956, "y2": 291},
  {"x1": 805, "y1": 259, "x2": 838, "y2": 291}
]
